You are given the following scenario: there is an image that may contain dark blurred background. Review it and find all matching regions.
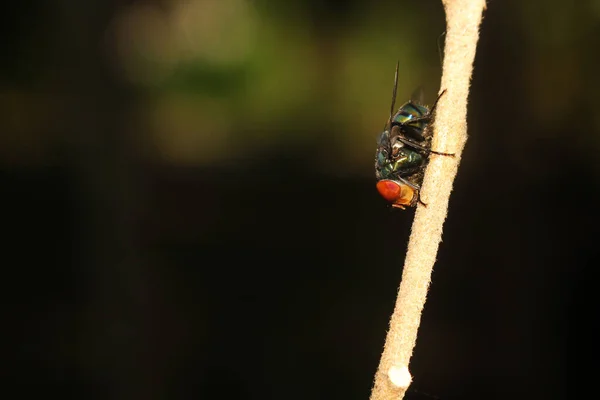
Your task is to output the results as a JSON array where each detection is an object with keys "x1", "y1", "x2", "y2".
[{"x1": 3, "y1": 0, "x2": 599, "y2": 399}]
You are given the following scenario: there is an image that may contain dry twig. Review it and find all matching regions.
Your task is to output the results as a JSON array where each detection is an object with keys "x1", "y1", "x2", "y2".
[{"x1": 369, "y1": 1, "x2": 486, "y2": 399}]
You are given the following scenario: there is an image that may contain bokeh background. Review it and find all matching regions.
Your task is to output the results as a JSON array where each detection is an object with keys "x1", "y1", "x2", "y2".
[{"x1": 3, "y1": 0, "x2": 600, "y2": 399}]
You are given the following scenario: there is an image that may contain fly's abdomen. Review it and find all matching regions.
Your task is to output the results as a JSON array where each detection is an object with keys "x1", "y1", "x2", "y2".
[
  {"x1": 392, "y1": 102, "x2": 429, "y2": 141},
  {"x1": 392, "y1": 103, "x2": 428, "y2": 130}
]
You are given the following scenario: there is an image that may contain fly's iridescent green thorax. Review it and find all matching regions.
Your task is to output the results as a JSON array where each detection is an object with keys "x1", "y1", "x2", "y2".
[{"x1": 375, "y1": 132, "x2": 425, "y2": 180}]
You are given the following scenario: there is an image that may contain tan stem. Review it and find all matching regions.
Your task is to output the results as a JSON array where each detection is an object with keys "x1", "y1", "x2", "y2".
[{"x1": 369, "y1": 1, "x2": 486, "y2": 399}]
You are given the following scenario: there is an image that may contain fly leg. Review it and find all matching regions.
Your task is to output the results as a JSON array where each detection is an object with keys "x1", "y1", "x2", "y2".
[{"x1": 393, "y1": 136, "x2": 455, "y2": 157}]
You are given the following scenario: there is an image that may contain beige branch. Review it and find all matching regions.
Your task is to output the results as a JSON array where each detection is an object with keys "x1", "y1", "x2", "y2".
[{"x1": 369, "y1": 1, "x2": 486, "y2": 399}]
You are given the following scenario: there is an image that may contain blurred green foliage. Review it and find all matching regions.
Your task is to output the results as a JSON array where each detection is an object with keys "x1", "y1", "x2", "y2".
[
  {"x1": 2, "y1": 0, "x2": 600, "y2": 174},
  {"x1": 0, "y1": 0, "x2": 446, "y2": 170}
]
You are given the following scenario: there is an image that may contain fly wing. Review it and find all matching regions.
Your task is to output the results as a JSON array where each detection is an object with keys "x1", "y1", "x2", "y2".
[
  {"x1": 410, "y1": 86, "x2": 425, "y2": 105},
  {"x1": 389, "y1": 61, "x2": 400, "y2": 123}
]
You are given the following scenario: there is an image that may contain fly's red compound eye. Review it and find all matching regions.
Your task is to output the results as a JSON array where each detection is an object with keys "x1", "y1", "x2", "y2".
[
  {"x1": 376, "y1": 180, "x2": 403, "y2": 203},
  {"x1": 376, "y1": 179, "x2": 416, "y2": 209}
]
